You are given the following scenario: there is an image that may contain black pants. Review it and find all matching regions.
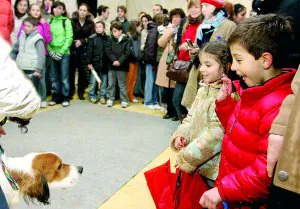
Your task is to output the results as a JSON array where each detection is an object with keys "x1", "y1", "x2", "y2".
[
  {"x1": 162, "y1": 87, "x2": 177, "y2": 117},
  {"x1": 267, "y1": 186, "x2": 300, "y2": 209}
]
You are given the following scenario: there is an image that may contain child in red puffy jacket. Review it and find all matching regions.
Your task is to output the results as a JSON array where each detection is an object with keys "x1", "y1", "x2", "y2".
[{"x1": 199, "y1": 14, "x2": 296, "y2": 209}]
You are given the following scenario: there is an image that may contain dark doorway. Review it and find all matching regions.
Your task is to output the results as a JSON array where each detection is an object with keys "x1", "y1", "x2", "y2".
[{"x1": 77, "y1": 0, "x2": 98, "y2": 17}]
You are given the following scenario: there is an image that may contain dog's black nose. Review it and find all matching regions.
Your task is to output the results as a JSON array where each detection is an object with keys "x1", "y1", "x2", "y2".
[{"x1": 77, "y1": 166, "x2": 83, "y2": 174}]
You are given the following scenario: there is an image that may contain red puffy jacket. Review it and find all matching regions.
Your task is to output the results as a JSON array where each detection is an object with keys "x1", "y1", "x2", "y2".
[
  {"x1": 0, "y1": 0, "x2": 14, "y2": 44},
  {"x1": 215, "y1": 70, "x2": 296, "y2": 206}
]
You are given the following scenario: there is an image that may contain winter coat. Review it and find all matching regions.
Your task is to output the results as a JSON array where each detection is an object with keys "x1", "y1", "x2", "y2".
[
  {"x1": 71, "y1": 18, "x2": 94, "y2": 46},
  {"x1": 215, "y1": 70, "x2": 296, "y2": 205},
  {"x1": 156, "y1": 25, "x2": 166, "y2": 63},
  {"x1": 105, "y1": 34, "x2": 131, "y2": 72},
  {"x1": 170, "y1": 80, "x2": 224, "y2": 180},
  {"x1": 0, "y1": 0, "x2": 14, "y2": 44},
  {"x1": 142, "y1": 21, "x2": 158, "y2": 65},
  {"x1": 47, "y1": 16, "x2": 73, "y2": 55},
  {"x1": 86, "y1": 33, "x2": 109, "y2": 74},
  {"x1": 0, "y1": 36, "x2": 40, "y2": 122},
  {"x1": 270, "y1": 66, "x2": 300, "y2": 194},
  {"x1": 18, "y1": 21, "x2": 52, "y2": 55},
  {"x1": 115, "y1": 17, "x2": 130, "y2": 33},
  {"x1": 11, "y1": 13, "x2": 28, "y2": 45}
]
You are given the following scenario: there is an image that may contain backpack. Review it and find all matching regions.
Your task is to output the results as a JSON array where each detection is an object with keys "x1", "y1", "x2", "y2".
[
  {"x1": 128, "y1": 35, "x2": 141, "y2": 61},
  {"x1": 49, "y1": 18, "x2": 66, "y2": 29}
]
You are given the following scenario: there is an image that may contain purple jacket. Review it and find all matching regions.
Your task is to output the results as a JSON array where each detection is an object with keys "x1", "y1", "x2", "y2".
[{"x1": 18, "y1": 21, "x2": 52, "y2": 55}]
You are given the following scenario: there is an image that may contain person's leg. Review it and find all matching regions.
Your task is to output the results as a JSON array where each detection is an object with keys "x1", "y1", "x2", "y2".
[
  {"x1": 99, "y1": 73, "x2": 108, "y2": 99},
  {"x1": 172, "y1": 82, "x2": 187, "y2": 120},
  {"x1": 38, "y1": 66, "x2": 47, "y2": 101},
  {"x1": 77, "y1": 60, "x2": 87, "y2": 99},
  {"x1": 88, "y1": 72, "x2": 97, "y2": 99},
  {"x1": 131, "y1": 63, "x2": 139, "y2": 101},
  {"x1": 134, "y1": 64, "x2": 142, "y2": 96},
  {"x1": 126, "y1": 63, "x2": 135, "y2": 101},
  {"x1": 166, "y1": 88, "x2": 177, "y2": 117},
  {"x1": 267, "y1": 186, "x2": 300, "y2": 209},
  {"x1": 152, "y1": 70, "x2": 159, "y2": 105},
  {"x1": 60, "y1": 55, "x2": 70, "y2": 103},
  {"x1": 0, "y1": 186, "x2": 9, "y2": 209},
  {"x1": 106, "y1": 70, "x2": 117, "y2": 102},
  {"x1": 49, "y1": 57, "x2": 61, "y2": 103},
  {"x1": 69, "y1": 53, "x2": 77, "y2": 99},
  {"x1": 45, "y1": 55, "x2": 52, "y2": 96},
  {"x1": 144, "y1": 64, "x2": 154, "y2": 106},
  {"x1": 117, "y1": 70, "x2": 129, "y2": 103}
]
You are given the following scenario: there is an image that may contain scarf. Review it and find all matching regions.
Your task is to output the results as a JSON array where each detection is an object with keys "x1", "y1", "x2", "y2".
[
  {"x1": 196, "y1": 10, "x2": 226, "y2": 41},
  {"x1": 188, "y1": 15, "x2": 202, "y2": 25}
]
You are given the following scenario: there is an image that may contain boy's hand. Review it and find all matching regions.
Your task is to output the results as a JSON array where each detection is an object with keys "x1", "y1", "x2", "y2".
[
  {"x1": 74, "y1": 40, "x2": 82, "y2": 48},
  {"x1": 217, "y1": 75, "x2": 232, "y2": 101},
  {"x1": 33, "y1": 71, "x2": 42, "y2": 80},
  {"x1": 88, "y1": 64, "x2": 93, "y2": 70},
  {"x1": 112, "y1": 61, "x2": 120, "y2": 66},
  {"x1": 174, "y1": 136, "x2": 187, "y2": 150},
  {"x1": 267, "y1": 134, "x2": 284, "y2": 177},
  {"x1": 199, "y1": 187, "x2": 222, "y2": 209}
]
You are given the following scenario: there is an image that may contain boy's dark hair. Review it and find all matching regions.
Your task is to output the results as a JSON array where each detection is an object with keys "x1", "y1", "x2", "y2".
[
  {"x1": 117, "y1": 5, "x2": 127, "y2": 14},
  {"x1": 110, "y1": 21, "x2": 124, "y2": 32},
  {"x1": 201, "y1": 40, "x2": 231, "y2": 75},
  {"x1": 51, "y1": 1, "x2": 68, "y2": 17},
  {"x1": 14, "y1": 0, "x2": 30, "y2": 17},
  {"x1": 95, "y1": 21, "x2": 105, "y2": 29},
  {"x1": 23, "y1": 16, "x2": 39, "y2": 26},
  {"x1": 154, "y1": 14, "x2": 168, "y2": 26},
  {"x1": 97, "y1": 5, "x2": 109, "y2": 16},
  {"x1": 228, "y1": 14, "x2": 294, "y2": 68},
  {"x1": 169, "y1": 8, "x2": 186, "y2": 20}
]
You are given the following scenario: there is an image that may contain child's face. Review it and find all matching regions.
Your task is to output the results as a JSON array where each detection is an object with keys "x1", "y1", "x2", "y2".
[
  {"x1": 95, "y1": 23, "x2": 104, "y2": 34},
  {"x1": 171, "y1": 14, "x2": 182, "y2": 26},
  {"x1": 24, "y1": 22, "x2": 36, "y2": 34},
  {"x1": 17, "y1": 0, "x2": 29, "y2": 15},
  {"x1": 53, "y1": 5, "x2": 64, "y2": 16},
  {"x1": 117, "y1": 8, "x2": 125, "y2": 18},
  {"x1": 230, "y1": 43, "x2": 264, "y2": 87},
  {"x1": 234, "y1": 8, "x2": 247, "y2": 24},
  {"x1": 30, "y1": 5, "x2": 41, "y2": 19},
  {"x1": 199, "y1": 52, "x2": 223, "y2": 84},
  {"x1": 201, "y1": 3, "x2": 216, "y2": 20},
  {"x1": 141, "y1": 17, "x2": 148, "y2": 29},
  {"x1": 112, "y1": 28, "x2": 123, "y2": 39},
  {"x1": 188, "y1": 4, "x2": 201, "y2": 19}
]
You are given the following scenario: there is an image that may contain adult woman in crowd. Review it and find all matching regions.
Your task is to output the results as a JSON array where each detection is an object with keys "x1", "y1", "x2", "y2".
[
  {"x1": 69, "y1": 3, "x2": 94, "y2": 100},
  {"x1": 156, "y1": 8, "x2": 186, "y2": 121},
  {"x1": 11, "y1": 0, "x2": 29, "y2": 45},
  {"x1": 233, "y1": 3, "x2": 247, "y2": 24}
]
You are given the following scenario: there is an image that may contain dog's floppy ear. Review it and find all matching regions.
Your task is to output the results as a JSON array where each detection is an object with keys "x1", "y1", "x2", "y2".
[{"x1": 11, "y1": 170, "x2": 50, "y2": 205}]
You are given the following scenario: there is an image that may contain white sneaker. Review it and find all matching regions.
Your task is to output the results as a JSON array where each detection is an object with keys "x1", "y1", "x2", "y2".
[
  {"x1": 153, "y1": 104, "x2": 161, "y2": 110},
  {"x1": 106, "y1": 100, "x2": 113, "y2": 107},
  {"x1": 121, "y1": 101, "x2": 129, "y2": 108},
  {"x1": 144, "y1": 104, "x2": 154, "y2": 110},
  {"x1": 41, "y1": 101, "x2": 48, "y2": 108},
  {"x1": 49, "y1": 100, "x2": 57, "y2": 106},
  {"x1": 131, "y1": 98, "x2": 139, "y2": 103},
  {"x1": 62, "y1": 101, "x2": 70, "y2": 107}
]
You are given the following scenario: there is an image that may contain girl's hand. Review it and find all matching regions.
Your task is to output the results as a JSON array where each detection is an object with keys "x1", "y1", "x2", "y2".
[
  {"x1": 33, "y1": 71, "x2": 42, "y2": 80},
  {"x1": 179, "y1": 42, "x2": 188, "y2": 51},
  {"x1": 112, "y1": 61, "x2": 120, "y2": 66},
  {"x1": 174, "y1": 136, "x2": 187, "y2": 150},
  {"x1": 199, "y1": 187, "x2": 222, "y2": 209},
  {"x1": 267, "y1": 134, "x2": 284, "y2": 177},
  {"x1": 217, "y1": 75, "x2": 232, "y2": 101},
  {"x1": 87, "y1": 64, "x2": 93, "y2": 70},
  {"x1": 74, "y1": 40, "x2": 82, "y2": 48},
  {"x1": 40, "y1": 18, "x2": 46, "y2": 24},
  {"x1": 165, "y1": 26, "x2": 175, "y2": 37},
  {"x1": 189, "y1": 46, "x2": 199, "y2": 55}
]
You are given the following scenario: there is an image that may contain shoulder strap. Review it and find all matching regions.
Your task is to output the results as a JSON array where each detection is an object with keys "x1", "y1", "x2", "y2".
[{"x1": 49, "y1": 18, "x2": 66, "y2": 30}]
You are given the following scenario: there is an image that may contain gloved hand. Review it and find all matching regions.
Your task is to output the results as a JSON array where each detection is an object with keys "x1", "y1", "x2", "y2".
[
  {"x1": 53, "y1": 53, "x2": 63, "y2": 61},
  {"x1": 49, "y1": 51, "x2": 56, "y2": 59}
]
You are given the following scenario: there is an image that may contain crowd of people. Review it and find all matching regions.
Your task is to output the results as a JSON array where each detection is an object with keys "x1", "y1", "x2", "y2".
[{"x1": 1, "y1": 0, "x2": 300, "y2": 208}]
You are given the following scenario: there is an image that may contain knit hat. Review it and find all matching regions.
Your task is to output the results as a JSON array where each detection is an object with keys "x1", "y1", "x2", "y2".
[{"x1": 201, "y1": 0, "x2": 225, "y2": 8}]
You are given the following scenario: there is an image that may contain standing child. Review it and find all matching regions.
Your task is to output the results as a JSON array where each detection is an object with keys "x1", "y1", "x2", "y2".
[
  {"x1": 199, "y1": 14, "x2": 296, "y2": 209},
  {"x1": 87, "y1": 21, "x2": 109, "y2": 104},
  {"x1": 13, "y1": 16, "x2": 45, "y2": 92},
  {"x1": 105, "y1": 21, "x2": 131, "y2": 108},
  {"x1": 18, "y1": 3, "x2": 52, "y2": 108},
  {"x1": 127, "y1": 20, "x2": 141, "y2": 103},
  {"x1": 48, "y1": 1, "x2": 73, "y2": 107}
]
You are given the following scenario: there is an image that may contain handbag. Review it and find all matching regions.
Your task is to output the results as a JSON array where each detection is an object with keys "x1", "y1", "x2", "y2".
[{"x1": 166, "y1": 58, "x2": 192, "y2": 83}]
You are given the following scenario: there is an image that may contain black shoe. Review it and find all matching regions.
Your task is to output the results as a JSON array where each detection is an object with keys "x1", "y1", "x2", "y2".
[
  {"x1": 78, "y1": 94, "x2": 85, "y2": 100},
  {"x1": 163, "y1": 114, "x2": 172, "y2": 119},
  {"x1": 171, "y1": 117, "x2": 179, "y2": 121}
]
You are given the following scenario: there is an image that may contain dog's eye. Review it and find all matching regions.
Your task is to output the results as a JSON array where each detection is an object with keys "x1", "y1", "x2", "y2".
[{"x1": 57, "y1": 164, "x2": 62, "y2": 170}]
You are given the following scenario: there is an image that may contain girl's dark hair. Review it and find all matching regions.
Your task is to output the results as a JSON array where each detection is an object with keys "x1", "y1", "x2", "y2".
[
  {"x1": 28, "y1": 3, "x2": 42, "y2": 21},
  {"x1": 201, "y1": 40, "x2": 231, "y2": 75},
  {"x1": 14, "y1": 0, "x2": 30, "y2": 17},
  {"x1": 23, "y1": 16, "x2": 39, "y2": 26},
  {"x1": 51, "y1": 1, "x2": 68, "y2": 17},
  {"x1": 110, "y1": 21, "x2": 123, "y2": 32},
  {"x1": 141, "y1": 14, "x2": 153, "y2": 22},
  {"x1": 169, "y1": 8, "x2": 186, "y2": 20},
  {"x1": 234, "y1": 4, "x2": 246, "y2": 16},
  {"x1": 128, "y1": 20, "x2": 139, "y2": 39}
]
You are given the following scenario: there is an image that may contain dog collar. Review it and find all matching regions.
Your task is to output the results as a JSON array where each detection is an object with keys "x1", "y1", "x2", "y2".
[{"x1": 0, "y1": 145, "x2": 19, "y2": 191}]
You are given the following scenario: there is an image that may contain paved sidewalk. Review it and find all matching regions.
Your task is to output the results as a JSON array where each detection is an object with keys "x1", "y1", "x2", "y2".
[{"x1": 1, "y1": 101, "x2": 177, "y2": 209}]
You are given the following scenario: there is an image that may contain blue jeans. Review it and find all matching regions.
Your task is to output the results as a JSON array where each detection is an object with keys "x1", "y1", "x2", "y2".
[
  {"x1": 88, "y1": 73, "x2": 108, "y2": 99},
  {"x1": 172, "y1": 82, "x2": 188, "y2": 118},
  {"x1": 50, "y1": 55, "x2": 70, "y2": 102},
  {"x1": 0, "y1": 186, "x2": 9, "y2": 209},
  {"x1": 144, "y1": 64, "x2": 158, "y2": 105}
]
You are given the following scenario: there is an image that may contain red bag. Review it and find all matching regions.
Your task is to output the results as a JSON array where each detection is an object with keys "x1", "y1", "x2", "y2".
[{"x1": 144, "y1": 160, "x2": 209, "y2": 209}]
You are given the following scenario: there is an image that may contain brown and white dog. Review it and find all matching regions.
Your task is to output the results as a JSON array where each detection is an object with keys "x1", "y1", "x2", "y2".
[{"x1": 0, "y1": 152, "x2": 83, "y2": 209}]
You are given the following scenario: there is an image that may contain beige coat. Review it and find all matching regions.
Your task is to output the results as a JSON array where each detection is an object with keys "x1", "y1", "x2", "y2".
[
  {"x1": 170, "y1": 80, "x2": 224, "y2": 180},
  {"x1": 181, "y1": 19, "x2": 236, "y2": 109},
  {"x1": 271, "y1": 66, "x2": 300, "y2": 194}
]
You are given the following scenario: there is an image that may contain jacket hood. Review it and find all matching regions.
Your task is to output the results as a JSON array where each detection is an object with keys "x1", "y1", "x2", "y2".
[
  {"x1": 199, "y1": 79, "x2": 223, "y2": 89},
  {"x1": 147, "y1": 21, "x2": 157, "y2": 29}
]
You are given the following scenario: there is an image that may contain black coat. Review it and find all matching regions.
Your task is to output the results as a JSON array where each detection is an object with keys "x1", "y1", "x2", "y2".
[
  {"x1": 142, "y1": 21, "x2": 158, "y2": 65},
  {"x1": 86, "y1": 33, "x2": 110, "y2": 74},
  {"x1": 71, "y1": 18, "x2": 95, "y2": 45},
  {"x1": 105, "y1": 34, "x2": 131, "y2": 71}
]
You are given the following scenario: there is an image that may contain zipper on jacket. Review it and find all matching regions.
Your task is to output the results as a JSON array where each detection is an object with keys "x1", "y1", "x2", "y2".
[{"x1": 229, "y1": 114, "x2": 238, "y2": 134}]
